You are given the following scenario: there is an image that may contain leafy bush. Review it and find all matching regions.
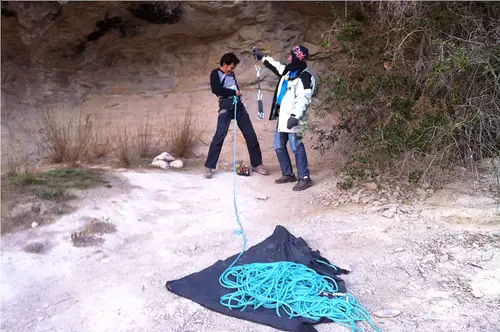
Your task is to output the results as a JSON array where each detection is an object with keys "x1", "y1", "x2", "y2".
[{"x1": 312, "y1": 1, "x2": 500, "y2": 185}]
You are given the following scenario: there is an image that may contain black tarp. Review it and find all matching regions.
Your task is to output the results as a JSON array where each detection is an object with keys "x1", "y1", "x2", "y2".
[{"x1": 165, "y1": 225, "x2": 350, "y2": 332}]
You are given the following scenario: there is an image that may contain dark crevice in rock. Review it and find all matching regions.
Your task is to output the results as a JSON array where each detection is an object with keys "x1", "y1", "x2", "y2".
[
  {"x1": 87, "y1": 13, "x2": 135, "y2": 41},
  {"x1": 67, "y1": 13, "x2": 136, "y2": 58},
  {"x1": 124, "y1": 1, "x2": 182, "y2": 24},
  {"x1": 1, "y1": 2, "x2": 17, "y2": 17}
]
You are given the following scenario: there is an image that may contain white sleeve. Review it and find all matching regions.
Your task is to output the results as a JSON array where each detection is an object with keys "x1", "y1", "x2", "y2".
[{"x1": 262, "y1": 56, "x2": 286, "y2": 76}]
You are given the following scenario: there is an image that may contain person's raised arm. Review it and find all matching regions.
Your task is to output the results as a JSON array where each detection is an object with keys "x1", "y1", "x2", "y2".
[{"x1": 252, "y1": 47, "x2": 286, "y2": 78}]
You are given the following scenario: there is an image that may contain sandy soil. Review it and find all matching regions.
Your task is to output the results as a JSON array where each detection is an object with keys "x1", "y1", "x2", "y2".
[{"x1": 1, "y1": 165, "x2": 499, "y2": 332}]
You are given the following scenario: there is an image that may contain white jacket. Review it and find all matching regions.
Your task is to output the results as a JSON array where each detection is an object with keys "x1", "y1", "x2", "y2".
[{"x1": 261, "y1": 56, "x2": 316, "y2": 134}]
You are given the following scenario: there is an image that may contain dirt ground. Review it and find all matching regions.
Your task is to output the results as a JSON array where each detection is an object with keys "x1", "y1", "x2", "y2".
[{"x1": 1, "y1": 163, "x2": 499, "y2": 332}]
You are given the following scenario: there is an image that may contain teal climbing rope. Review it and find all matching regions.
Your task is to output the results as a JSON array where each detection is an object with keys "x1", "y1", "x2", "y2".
[
  {"x1": 225, "y1": 95, "x2": 247, "y2": 270},
  {"x1": 219, "y1": 96, "x2": 380, "y2": 332}
]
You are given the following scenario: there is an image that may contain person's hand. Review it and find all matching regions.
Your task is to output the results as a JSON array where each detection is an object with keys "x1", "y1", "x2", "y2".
[
  {"x1": 252, "y1": 47, "x2": 264, "y2": 61},
  {"x1": 287, "y1": 116, "x2": 299, "y2": 129},
  {"x1": 236, "y1": 90, "x2": 242, "y2": 96}
]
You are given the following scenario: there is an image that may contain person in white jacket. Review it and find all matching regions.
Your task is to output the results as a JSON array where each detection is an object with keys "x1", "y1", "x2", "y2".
[{"x1": 253, "y1": 45, "x2": 315, "y2": 191}]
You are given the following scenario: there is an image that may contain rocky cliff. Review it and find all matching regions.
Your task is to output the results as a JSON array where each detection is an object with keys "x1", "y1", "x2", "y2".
[{"x1": 1, "y1": 1, "x2": 339, "y2": 166}]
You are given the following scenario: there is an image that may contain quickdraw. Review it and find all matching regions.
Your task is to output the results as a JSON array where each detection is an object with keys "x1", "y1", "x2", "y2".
[{"x1": 254, "y1": 63, "x2": 264, "y2": 120}]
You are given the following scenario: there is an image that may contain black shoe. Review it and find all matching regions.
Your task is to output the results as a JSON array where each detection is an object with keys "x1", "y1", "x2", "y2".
[
  {"x1": 293, "y1": 176, "x2": 312, "y2": 191},
  {"x1": 275, "y1": 174, "x2": 297, "y2": 184}
]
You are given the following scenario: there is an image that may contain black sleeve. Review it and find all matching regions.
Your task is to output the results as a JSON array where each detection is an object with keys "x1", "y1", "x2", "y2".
[
  {"x1": 263, "y1": 60, "x2": 282, "y2": 78},
  {"x1": 300, "y1": 72, "x2": 312, "y2": 89},
  {"x1": 210, "y1": 69, "x2": 236, "y2": 98}
]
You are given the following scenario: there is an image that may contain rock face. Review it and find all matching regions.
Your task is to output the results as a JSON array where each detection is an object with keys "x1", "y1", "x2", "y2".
[{"x1": 1, "y1": 1, "x2": 334, "y2": 165}]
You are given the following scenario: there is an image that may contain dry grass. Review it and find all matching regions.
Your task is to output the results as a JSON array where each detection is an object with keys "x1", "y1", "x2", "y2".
[
  {"x1": 34, "y1": 105, "x2": 202, "y2": 168},
  {"x1": 137, "y1": 112, "x2": 155, "y2": 158},
  {"x1": 165, "y1": 108, "x2": 203, "y2": 158},
  {"x1": 115, "y1": 126, "x2": 136, "y2": 167},
  {"x1": 1, "y1": 134, "x2": 30, "y2": 175},
  {"x1": 40, "y1": 110, "x2": 94, "y2": 164},
  {"x1": 90, "y1": 127, "x2": 112, "y2": 159}
]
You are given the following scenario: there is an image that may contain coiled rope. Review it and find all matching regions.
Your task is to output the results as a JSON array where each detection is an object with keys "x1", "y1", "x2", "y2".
[{"x1": 219, "y1": 96, "x2": 380, "y2": 332}]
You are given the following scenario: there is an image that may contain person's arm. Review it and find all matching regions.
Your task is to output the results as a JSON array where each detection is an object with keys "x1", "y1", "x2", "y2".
[
  {"x1": 253, "y1": 47, "x2": 285, "y2": 77},
  {"x1": 287, "y1": 72, "x2": 314, "y2": 128},
  {"x1": 210, "y1": 70, "x2": 237, "y2": 98},
  {"x1": 261, "y1": 56, "x2": 286, "y2": 77}
]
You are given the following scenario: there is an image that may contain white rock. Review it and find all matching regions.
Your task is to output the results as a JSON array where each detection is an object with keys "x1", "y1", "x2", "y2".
[
  {"x1": 372, "y1": 309, "x2": 401, "y2": 318},
  {"x1": 31, "y1": 222, "x2": 39, "y2": 228},
  {"x1": 151, "y1": 160, "x2": 169, "y2": 169},
  {"x1": 169, "y1": 159, "x2": 184, "y2": 169},
  {"x1": 439, "y1": 254, "x2": 449, "y2": 263},
  {"x1": 382, "y1": 210, "x2": 395, "y2": 219},
  {"x1": 471, "y1": 287, "x2": 484, "y2": 298},
  {"x1": 154, "y1": 152, "x2": 175, "y2": 162}
]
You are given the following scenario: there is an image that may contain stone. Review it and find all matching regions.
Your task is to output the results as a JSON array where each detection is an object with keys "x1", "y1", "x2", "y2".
[
  {"x1": 372, "y1": 309, "x2": 401, "y2": 318},
  {"x1": 397, "y1": 205, "x2": 409, "y2": 214},
  {"x1": 439, "y1": 254, "x2": 449, "y2": 263},
  {"x1": 169, "y1": 160, "x2": 184, "y2": 169},
  {"x1": 31, "y1": 222, "x2": 39, "y2": 228},
  {"x1": 154, "y1": 152, "x2": 175, "y2": 163},
  {"x1": 365, "y1": 182, "x2": 378, "y2": 190},
  {"x1": 382, "y1": 210, "x2": 394, "y2": 219},
  {"x1": 31, "y1": 203, "x2": 42, "y2": 214},
  {"x1": 151, "y1": 160, "x2": 169, "y2": 169},
  {"x1": 423, "y1": 254, "x2": 435, "y2": 263},
  {"x1": 471, "y1": 287, "x2": 484, "y2": 298}
]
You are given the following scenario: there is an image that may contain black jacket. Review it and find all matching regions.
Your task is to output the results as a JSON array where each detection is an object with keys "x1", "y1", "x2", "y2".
[{"x1": 210, "y1": 68, "x2": 239, "y2": 98}]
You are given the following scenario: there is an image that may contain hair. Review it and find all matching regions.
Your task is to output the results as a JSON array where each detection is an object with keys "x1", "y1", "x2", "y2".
[{"x1": 220, "y1": 52, "x2": 240, "y2": 67}]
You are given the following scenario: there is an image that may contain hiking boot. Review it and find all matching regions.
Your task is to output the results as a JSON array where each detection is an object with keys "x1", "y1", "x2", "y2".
[
  {"x1": 293, "y1": 176, "x2": 312, "y2": 191},
  {"x1": 203, "y1": 167, "x2": 213, "y2": 179},
  {"x1": 275, "y1": 174, "x2": 297, "y2": 184},
  {"x1": 252, "y1": 164, "x2": 268, "y2": 175}
]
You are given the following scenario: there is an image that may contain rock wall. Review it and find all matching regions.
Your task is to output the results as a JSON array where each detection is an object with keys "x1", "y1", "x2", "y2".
[{"x1": 1, "y1": 1, "x2": 340, "y2": 167}]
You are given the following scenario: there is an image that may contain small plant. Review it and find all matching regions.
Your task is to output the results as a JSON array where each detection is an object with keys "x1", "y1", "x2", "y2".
[
  {"x1": 136, "y1": 112, "x2": 156, "y2": 158},
  {"x1": 166, "y1": 109, "x2": 202, "y2": 158},
  {"x1": 2, "y1": 134, "x2": 30, "y2": 175},
  {"x1": 408, "y1": 170, "x2": 423, "y2": 185},
  {"x1": 115, "y1": 127, "x2": 136, "y2": 167},
  {"x1": 40, "y1": 111, "x2": 94, "y2": 164},
  {"x1": 336, "y1": 20, "x2": 363, "y2": 42},
  {"x1": 90, "y1": 128, "x2": 112, "y2": 159},
  {"x1": 337, "y1": 178, "x2": 354, "y2": 190},
  {"x1": 38, "y1": 187, "x2": 66, "y2": 200}
]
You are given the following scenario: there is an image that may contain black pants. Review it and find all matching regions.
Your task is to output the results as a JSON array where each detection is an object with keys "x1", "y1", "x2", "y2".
[{"x1": 205, "y1": 98, "x2": 263, "y2": 169}]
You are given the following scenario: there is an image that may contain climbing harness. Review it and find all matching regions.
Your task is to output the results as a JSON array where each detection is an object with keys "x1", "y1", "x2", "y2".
[
  {"x1": 219, "y1": 82, "x2": 381, "y2": 332},
  {"x1": 254, "y1": 63, "x2": 264, "y2": 119}
]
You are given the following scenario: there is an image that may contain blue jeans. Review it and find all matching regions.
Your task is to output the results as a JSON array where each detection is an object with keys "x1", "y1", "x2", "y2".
[{"x1": 274, "y1": 127, "x2": 310, "y2": 178}]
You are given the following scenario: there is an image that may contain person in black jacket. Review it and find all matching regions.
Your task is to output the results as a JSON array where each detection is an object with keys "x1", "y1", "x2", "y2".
[{"x1": 203, "y1": 52, "x2": 268, "y2": 179}]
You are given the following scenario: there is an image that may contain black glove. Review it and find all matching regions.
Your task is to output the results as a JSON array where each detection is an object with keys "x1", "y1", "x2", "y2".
[
  {"x1": 252, "y1": 47, "x2": 264, "y2": 61},
  {"x1": 287, "y1": 116, "x2": 299, "y2": 129}
]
